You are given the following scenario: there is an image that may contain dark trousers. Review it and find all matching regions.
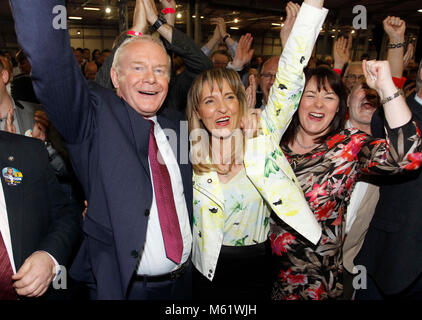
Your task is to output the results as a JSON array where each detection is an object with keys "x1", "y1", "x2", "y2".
[
  {"x1": 126, "y1": 262, "x2": 192, "y2": 300},
  {"x1": 342, "y1": 269, "x2": 355, "y2": 300},
  {"x1": 355, "y1": 272, "x2": 422, "y2": 300},
  {"x1": 193, "y1": 240, "x2": 272, "y2": 301}
]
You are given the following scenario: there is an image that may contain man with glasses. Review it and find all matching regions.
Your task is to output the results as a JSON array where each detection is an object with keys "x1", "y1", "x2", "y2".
[
  {"x1": 257, "y1": 56, "x2": 279, "y2": 109},
  {"x1": 343, "y1": 62, "x2": 365, "y2": 92}
]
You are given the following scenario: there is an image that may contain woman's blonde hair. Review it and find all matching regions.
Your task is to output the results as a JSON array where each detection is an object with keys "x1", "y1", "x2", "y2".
[{"x1": 187, "y1": 68, "x2": 250, "y2": 175}]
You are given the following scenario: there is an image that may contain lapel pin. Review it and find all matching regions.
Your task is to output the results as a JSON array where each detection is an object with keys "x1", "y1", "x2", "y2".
[{"x1": 2, "y1": 167, "x2": 23, "y2": 186}]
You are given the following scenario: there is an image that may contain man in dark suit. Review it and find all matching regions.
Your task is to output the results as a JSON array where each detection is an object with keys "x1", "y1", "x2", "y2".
[
  {"x1": 10, "y1": 0, "x2": 204, "y2": 299},
  {"x1": 0, "y1": 130, "x2": 81, "y2": 299},
  {"x1": 0, "y1": 55, "x2": 85, "y2": 208},
  {"x1": 355, "y1": 59, "x2": 422, "y2": 299}
]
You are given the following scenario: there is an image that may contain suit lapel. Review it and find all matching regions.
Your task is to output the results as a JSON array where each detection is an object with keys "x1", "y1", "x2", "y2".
[
  {"x1": 14, "y1": 101, "x2": 34, "y2": 135},
  {"x1": 0, "y1": 134, "x2": 25, "y2": 269}
]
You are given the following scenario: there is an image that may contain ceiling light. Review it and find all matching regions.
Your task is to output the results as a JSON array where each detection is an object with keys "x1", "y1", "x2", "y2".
[
  {"x1": 83, "y1": 7, "x2": 100, "y2": 11},
  {"x1": 351, "y1": 30, "x2": 355, "y2": 34},
  {"x1": 192, "y1": 15, "x2": 196, "y2": 18},
  {"x1": 281, "y1": 23, "x2": 284, "y2": 27},
  {"x1": 271, "y1": 23, "x2": 281, "y2": 26},
  {"x1": 105, "y1": 7, "x2": 111, "y2": 14},
  {"x1": 68, "y1": 16, "x2": 83, "y2": 20},
  {"x1": 230, "y1": 27, "x2": 239, "y2": 30},
  {"x1": 418, "y1": 9, "x2": 422, "y2": 13},
  {"x1": 200, "y1": 16, "x2": 204, "y2": 19},
  {"x1": 77, "y1": 30, "x2": 81, "y2": 35},
  {"x1": 234, "y1": 18, "x2": 239, "y2": 23},
  {"x1": 176, "y1": 13, "x2": 182, "y2": 19}
]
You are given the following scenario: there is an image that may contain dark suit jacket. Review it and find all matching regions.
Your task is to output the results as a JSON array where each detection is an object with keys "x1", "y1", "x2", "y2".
[
  {"x1": 11, "y1": 73, "x2": 39, "y2": 104},
  {"x1": 12, "y1": 99, "x2": 85, "y2": 207},
  {"x1": 11, "y1": 0, "x2": 193, "y2": 299},
  {"x1": 356, "y1": 93, "x2": 422, "y2": 294},
  {"x1": 0, "y1": 131, "x2": 82, "y2": 299}
]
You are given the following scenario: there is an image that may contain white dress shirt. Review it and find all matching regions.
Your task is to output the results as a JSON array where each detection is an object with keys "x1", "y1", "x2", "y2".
[
  {"x1": 0, "y1": 169, "x2": 60, "y2": 277},
  {"x1": 136, "y1": 116, "x2": 192, "y2": 276},
  {"x1": 0, "y1": 175, "x2": 17, "y2": 273},
  {"x1": 415, "y1": 93, "x2": 422, "y2": 106}
]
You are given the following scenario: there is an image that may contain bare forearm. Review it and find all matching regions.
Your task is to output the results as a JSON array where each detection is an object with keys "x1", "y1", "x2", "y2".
[
  {"x1": 204, "y1": 35, "x2": 220, "y2": 52},
  {"x1": 387, "y1": 36, "x2": 405, "y2": 79},
  {"x1": 381, "y1": 81, "x2": 411, "y2": 128},
  {"x1": 157, "y1": 23, "x2": 173, "y2": 43}
]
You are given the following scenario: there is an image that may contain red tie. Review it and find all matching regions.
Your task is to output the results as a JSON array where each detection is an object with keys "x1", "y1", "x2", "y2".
[
  {"x1": 0, "y1": 232, "x2": 17, "y2": 300},
  {"x1": 148, "y1": 120, "x2": 183, "y2": 264}
]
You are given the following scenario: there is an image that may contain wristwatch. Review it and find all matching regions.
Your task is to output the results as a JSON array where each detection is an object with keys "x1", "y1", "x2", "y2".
[{"x1": 151, "y1": 14, "x2": 167, "y2": 32}]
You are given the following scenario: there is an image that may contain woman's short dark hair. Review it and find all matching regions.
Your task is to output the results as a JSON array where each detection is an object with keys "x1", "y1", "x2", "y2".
[{"x1": 281, "y1": 66, "x2": 348, "y2": 146}]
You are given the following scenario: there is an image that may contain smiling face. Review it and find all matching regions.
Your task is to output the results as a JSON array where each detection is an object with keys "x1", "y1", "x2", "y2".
[
  {"x1": 111, "y1": 39, "x2": 170, "y2": 117},
  {"x1": 298, "y1": 76, "x2": 340, "y2": 139},
  {"x1": 196, "y1": 79, "x2": 241, "y2": 139},
  {"x1": 348, "y1": 82, "x2": 380, "y2": 130},
  {"x1": 259, "y1": 56, "x2": 279, "y2": 105}
]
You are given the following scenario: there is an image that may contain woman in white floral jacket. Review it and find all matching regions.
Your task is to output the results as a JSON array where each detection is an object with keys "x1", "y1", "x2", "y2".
[{"x1": 186, "y1": 0, "x2": 328, "y2": 300}]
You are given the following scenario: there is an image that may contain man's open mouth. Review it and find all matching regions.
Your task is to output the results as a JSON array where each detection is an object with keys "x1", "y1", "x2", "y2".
[{"x1": 139, "y1": 90, "x2": 158, "y2": 96}]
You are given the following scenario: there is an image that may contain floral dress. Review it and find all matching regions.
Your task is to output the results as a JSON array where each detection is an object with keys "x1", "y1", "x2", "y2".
[{"x1": 270, "y1": 122, "x2": 422, "y2": 300}]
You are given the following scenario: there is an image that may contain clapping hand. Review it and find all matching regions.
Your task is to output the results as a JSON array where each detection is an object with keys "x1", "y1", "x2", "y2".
[
  {"x1": 32, "y1": 110, "x2": 50, "y2": 141},
  {"x1": 160, "y1": 0, "x2": 176, "y2": 27},
  {"x1": 143, "y1": 0, "x2": 159, "y2": 25},
  {"x1": 245, "y1": 74, "x2": 257, "y2": 109},
  {"x1": 132, "y1": 0, "x2": 147, "y2": 33},
  {"x1": 4, "y1": 107, "x2": 16, "y2": 134},
  {"x1": 231, "y1": 33, "x2": 254, "y2": 70},
  {"x1": 333, "y1": 36, "x2": 352, "y2": 70}
]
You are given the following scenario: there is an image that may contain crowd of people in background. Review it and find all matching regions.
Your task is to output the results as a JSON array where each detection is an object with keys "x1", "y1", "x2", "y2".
[{"x1": 0, "y1": 0, "x2": 421, "y2": 301}]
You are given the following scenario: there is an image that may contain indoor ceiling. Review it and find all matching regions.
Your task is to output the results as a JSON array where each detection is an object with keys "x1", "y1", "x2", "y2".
[{"x1": 1, "y1": 0, "x2": 421, "y2": 43}]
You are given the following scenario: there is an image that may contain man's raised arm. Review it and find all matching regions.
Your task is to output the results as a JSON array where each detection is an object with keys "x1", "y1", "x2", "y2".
[{"x1": 10, "y1": 0, "x2": 93, "y2": 144}]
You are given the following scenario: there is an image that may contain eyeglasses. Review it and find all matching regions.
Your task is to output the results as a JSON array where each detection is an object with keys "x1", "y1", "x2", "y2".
[
  {"x1": 344, "y1": 74, "x2": 365, "y2": 81},
  {"x1": 261, "y1": 73, "x2": 276, "y2": 80}
]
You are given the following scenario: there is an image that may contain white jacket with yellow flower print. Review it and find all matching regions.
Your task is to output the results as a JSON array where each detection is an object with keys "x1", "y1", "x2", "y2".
[{"x1": 192, "y1": 3, "x2": 328, "y2": 281}]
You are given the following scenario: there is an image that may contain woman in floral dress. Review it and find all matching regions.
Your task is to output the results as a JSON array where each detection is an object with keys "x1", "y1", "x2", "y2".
[
  {"x1": 188, "y1": 1, "x2": 327, "y2": 300},
  {"x1": 270, "y1": 64, "x2": 422, "y2": 300}
]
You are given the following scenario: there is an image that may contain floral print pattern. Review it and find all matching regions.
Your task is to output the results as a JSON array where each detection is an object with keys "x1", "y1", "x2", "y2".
[{"x1": 270, "y1": 124, "x2": 422, "y2": 300}]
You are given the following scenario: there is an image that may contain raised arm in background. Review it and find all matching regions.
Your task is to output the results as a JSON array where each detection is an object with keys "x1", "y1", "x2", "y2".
[{"x1": 383, "y1": 16, "x2": 406, "y2": 80}]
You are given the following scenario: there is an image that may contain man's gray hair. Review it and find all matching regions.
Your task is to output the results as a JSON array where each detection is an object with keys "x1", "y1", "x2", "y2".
[
  {"x1": 344, "y1": 61, "x2": 363, "y2": 76},
  {"x1": 112, "y1": 34, "x2": 171, "y2": 77}
]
